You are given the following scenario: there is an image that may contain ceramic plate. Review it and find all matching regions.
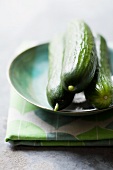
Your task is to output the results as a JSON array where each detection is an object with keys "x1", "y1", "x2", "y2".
[{"x1": 8, "y1": 43, "x2": 113, "y2": 116}]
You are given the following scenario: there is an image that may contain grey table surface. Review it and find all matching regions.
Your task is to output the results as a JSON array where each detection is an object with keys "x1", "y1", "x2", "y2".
[{"x1": 1, "y1": 0, "x2": 113, "y2": 169}]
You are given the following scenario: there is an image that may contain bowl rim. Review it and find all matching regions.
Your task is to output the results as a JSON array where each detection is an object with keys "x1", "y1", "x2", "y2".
[{"x1": 7, "y1": 41, "x2": 113, "y2": 116}]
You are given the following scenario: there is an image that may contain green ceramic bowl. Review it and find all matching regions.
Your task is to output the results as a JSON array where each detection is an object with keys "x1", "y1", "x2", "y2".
[{"x1": 8, "y1": 42, "x2": 113, "y2": 116}]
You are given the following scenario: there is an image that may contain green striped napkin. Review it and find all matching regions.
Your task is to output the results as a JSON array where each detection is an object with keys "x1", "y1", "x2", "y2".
[{"x1": 5, "y1": 88, "x2": 113, "y2": 146}]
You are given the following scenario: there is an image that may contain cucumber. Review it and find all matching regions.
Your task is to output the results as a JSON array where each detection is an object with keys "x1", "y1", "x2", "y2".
[
  {"x1": 84, "y1": 34, "x2": 113, "y2": 109},
  {"x1": 46, "y1": 35, "x2": 74, "y2": 111},
  {"x1": 61, "y1": 20, "x2": 97, "y2": 93}
]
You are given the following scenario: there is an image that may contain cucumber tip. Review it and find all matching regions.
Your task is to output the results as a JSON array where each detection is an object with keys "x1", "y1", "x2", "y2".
[
  {"x1": 54, "y1": 103, "x2": 59, "y2": 111},
  {"x1": 68, "y1": 85, "x2": 75, "y2": 91},
  {"x1": 104, "y1": 95, "x2": 108, "y2": 100}
]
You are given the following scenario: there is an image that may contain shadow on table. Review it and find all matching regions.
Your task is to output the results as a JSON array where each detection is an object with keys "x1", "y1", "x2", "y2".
[{"x1": 9, "y1": 145, "x2": 113, "y2": 168}]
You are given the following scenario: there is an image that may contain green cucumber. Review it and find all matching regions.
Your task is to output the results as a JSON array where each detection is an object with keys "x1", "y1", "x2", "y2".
[
  {"x1": 84, "y1": 34, "x2": 113, "y2": 109},
  {"x1": 61, "y1": 20, "x2": 97, "y2": 93},
  {"x1": 46, "y1": 35, "x2": 74, "y2": 111}
]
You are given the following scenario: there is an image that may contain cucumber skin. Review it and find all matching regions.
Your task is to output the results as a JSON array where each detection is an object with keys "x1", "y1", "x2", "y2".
[
  {"x1": 61, "y1": 20, "x2": 97, "y2": 93},
  {"x1": 46, "y1": 36, "x2": 74, "y2": 111},
  {"x1": 84, "y1": 35, "x2": 113, "y2": 109}
]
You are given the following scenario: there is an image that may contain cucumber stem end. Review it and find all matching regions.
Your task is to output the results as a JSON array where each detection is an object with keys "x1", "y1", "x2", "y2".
[
  {"x1": 68, "y1": 85, "x2": 75, "y2": 91},
  {"x1": 54, "y1": 103, "x2": 59, "y2": 111}
]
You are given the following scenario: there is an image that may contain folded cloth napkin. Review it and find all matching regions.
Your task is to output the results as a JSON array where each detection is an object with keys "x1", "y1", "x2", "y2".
[{"x1": 5, "y1": 88, "x2": 113, "y2": 146}]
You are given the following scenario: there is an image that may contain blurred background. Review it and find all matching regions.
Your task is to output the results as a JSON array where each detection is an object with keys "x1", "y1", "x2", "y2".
[{"x1": 0, "y1": 0, "x2": 113, "y2": 119}]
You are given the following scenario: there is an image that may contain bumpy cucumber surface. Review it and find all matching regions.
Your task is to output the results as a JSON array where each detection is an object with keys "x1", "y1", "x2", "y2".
[
  {"x1": 61, "y1": 20, "x2": 97, "y2": 93},
  {"x1": 46, "y1": 36, "x2": 74, "y2": 111},
  {"x1": 84, "y1": 35, "x2": 113, "y2": 109}
]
